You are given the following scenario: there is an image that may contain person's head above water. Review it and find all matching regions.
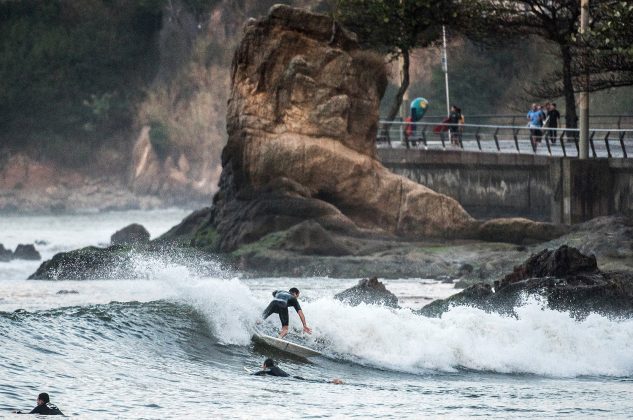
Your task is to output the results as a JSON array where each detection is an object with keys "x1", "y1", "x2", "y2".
[
  {"x1": 263, "y1": 358, "x2": 275, "y2": 368},
  {"x1": 289, "y1": 287, "x2": 300, "y2": 297},
  {"x1": 37, "y1": 393, "x2": 50, "y2": 405}
]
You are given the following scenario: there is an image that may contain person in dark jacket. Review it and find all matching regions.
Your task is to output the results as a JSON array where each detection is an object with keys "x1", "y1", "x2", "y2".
[
  {"x1": 261, "y1": 287, "x2": 311, "y2": 338},
  {"x1": 15, "y1": 392, "x2": 64, "y2": 415},
  {"x1": 253, "y1": 358, "x2": 344, "y2": 384},
  {"x1": 253, "y1": 358, "x2": 291, "y2": 377}
]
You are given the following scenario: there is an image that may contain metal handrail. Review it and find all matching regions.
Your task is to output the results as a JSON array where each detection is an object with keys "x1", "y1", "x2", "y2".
[
  {"x1": 376, "y1": 120, "x2": 633, "y2": 158},
  {"x1": 381, "y1": 114, "x2": 633, "y2": 129}
]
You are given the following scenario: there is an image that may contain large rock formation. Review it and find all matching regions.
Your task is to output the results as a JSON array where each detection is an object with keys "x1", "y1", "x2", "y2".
[
  {"x1": 200, "y1": 5, "x2": 484, "y2": 252},
  {"x1": 191, "y1": 4, "x2": 563, "y2": 253}
]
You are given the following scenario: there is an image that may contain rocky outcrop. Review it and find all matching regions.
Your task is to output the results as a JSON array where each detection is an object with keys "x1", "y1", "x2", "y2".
[
  {"x1": 478, "y1": 217, "x2": 568, "y2": 245},
  {"x1": 111, "y1": 223, "x2": 151, "y2": 246},
  {"x1": 334, "y1": 277, "x2": 399, "y2": 308},
  {"x1": 419, "y1": 245, "x2": 633, "y2": 317},
  {"x1": 174, "y1": 5, "x2": 561, "y2": 254},
  {"x1": 13, "y1": 244, "x2": 41, "y2": 260},
  {"x1": 204, "y1": 5, "x2": 478, "y2": 251},
  {"x1": 0, "y1": 243, "x2": 41, "y2": 261},
  {"x1": 28, "y1": 246, "x2": 136, "y2": 280}
]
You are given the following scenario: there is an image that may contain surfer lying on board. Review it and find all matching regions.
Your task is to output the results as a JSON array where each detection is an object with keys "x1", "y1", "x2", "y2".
[
  {"x1": 14, "y1": 392, "x2": 64, "y2": 415},
  {"x1": 261, "y1": 287, "x2": 312, "y2": 338},
  {"x1": 253, "y1": 358, "x2": 344, "y2": 384},
  {"x1": 253, "y1": 358, "x2": 295, "y2": 378}
]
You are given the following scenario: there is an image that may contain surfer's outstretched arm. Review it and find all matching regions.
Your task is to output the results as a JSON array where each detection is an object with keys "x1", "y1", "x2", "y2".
[{"x1": 297, "y1": 310, "x2": 311, "y2": 334}]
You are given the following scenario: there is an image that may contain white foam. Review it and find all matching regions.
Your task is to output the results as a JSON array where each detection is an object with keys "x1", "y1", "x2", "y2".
[
  {"x1": 304, "y1": 296, "x2": 633, "y2": 377},
  {"x1": 157, "y1": 271, "x2": 633, "y2": 378}
]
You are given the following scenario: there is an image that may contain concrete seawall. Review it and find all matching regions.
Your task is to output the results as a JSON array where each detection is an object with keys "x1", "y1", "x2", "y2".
[{"x1": 378, "y1": 148, "x2": 633, "y2": 222}]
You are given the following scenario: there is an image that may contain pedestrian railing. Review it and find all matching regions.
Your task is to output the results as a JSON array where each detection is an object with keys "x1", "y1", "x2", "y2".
[
  {"x1": 412, "y1": 114, "x2": 633, "y2": 130},
  {"x1": 376, "y1": 120, "x2": 633, "y2": 158}
]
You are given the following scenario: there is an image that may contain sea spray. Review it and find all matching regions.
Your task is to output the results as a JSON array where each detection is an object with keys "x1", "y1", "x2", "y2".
[
  {"x1": 305, "y1": 296, "x2": 633, "y2": 377},
  {"x1": 124, "y1": 259, "x2": 633, "y2": 378}
]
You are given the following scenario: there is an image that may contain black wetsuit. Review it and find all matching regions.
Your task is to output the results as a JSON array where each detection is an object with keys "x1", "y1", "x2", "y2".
[
  {"x1": 253, "y1": 366, "x2": 290, "y2": 377},
  {"x1": 28, "y1": 403, "x2": 64, "y2": 415},
  {"x1": 253, "y1": 366, "x2": 304, "y2": 380},
  {"x1": 262, "y1": 291, "x2": 301, "y2": 326}
]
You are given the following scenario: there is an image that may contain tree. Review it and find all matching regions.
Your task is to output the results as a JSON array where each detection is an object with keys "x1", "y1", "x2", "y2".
[
  {"x1": 459, "y1": 0, "x2": 587, "y2": 129},
  {"x1": 334, "y1": 0, "x2": 456, "y2": 122},
  {"x1": 577, "y1": 1, "x2": 633, "y2": 91},
  {"x1": 517, "y1": 1, "x2": 633, "y2": 100},
  {"x1": 0, "y1": 0, "x2": 164, "y2": 163}
]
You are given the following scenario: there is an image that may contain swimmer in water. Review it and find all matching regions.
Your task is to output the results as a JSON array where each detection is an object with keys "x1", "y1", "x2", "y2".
[
  {"x1": 252, "y1": 358, "x2": 343, "y2": 384},
  {"x1": 15, "y1": 392, "x2": 64, "y2": 415}
]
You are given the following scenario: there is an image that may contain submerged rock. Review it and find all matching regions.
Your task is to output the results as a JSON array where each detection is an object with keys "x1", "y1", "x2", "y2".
[
  {"x1": 13, "y1": 244, "x2": 41, "y2": 260},
  {"x1": 56, "y1": 289, "x2": 79, "y2": 295},
  {"x1": 419, "y1": 245, "x2": 633, "y2": 318},
  {"x1": 0, "y1": 244, "x2": 12, "y2": 262},
  {"x1": 111, "y1": 223, "x2": 150, "y2": 246},
  {"x1": 334, "y1": 277, "x2": 399, "y2": 308}
]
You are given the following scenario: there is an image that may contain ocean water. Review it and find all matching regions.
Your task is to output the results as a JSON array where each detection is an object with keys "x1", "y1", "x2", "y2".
[{"x1": 1, "y1": 210, "x2": 632, "y2": 419}]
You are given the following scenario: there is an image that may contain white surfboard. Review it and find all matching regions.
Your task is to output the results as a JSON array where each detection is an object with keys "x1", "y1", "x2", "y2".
[{"x1": 252, "y1": 332, "x2": 321, "y2": 358}]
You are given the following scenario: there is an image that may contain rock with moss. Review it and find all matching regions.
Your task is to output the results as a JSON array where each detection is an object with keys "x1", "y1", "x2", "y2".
[{"x1": 418, "y1": 245, "x2": 633, "y2": 318}]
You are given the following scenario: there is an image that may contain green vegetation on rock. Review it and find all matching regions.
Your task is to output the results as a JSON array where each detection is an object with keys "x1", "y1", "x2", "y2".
[{"x1": 230, "y1": 231, "x2": 287, "y2": 258}]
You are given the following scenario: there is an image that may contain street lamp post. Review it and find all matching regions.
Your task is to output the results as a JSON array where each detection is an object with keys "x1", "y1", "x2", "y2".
[
  {"x1": 579, "y1": 0, "x2": 590, "y2": 159},
  {"x1": 442, "y1": 25, "x2": 450, "y2": 144}
]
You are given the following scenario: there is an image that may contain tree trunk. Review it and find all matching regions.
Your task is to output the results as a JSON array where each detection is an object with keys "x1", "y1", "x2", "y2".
[
  {"x1": 381, "y1": 49, "x2": 410, "y2": 145},
  {"x1": 561, "y1": 45, "x2": 578, "y2": 130},
  {"x1": 387, "y1": 48, "x2": 410, "y2": 121}
]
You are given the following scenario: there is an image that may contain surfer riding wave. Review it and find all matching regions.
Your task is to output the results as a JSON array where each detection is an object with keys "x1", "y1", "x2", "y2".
[{"x1": 261, "y1": 287, "x2": 312, "y2": 338}]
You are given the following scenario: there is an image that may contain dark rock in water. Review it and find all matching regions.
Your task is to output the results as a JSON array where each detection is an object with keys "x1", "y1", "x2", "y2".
[
  {"x1": 418, "y1": 245, "x2": 633, "y2": 318},
  {"x1": 419, "y1": 283, "x2": 494, "y2": 316},
  {"x1": 28, "y1": 245, "x2": 135, "y2": 280},
  {"x1": 438, "y1": 275, "x2": 454, "y2": 284},
  {"x1": 56, "y1": 289, "x2": 79, "y2": 294},
  {"x1": 334, "y1": 276, "x2": 399, "y2": 308},
  {"x1": 457, "y1": 263, "x2": 473, "y2": 276},
  {"x1": 0, "y1": 244, "x2": 12, "y2": 262},
  {"x1": 499, "y1": 245, "x2": 597, "y2": 288},
  {"x1": 13, "y1": 244, "x2": 41, "y2": 260},
  {"x1": 111, "y1": 223, "x2": 150, "y2": 246}
]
